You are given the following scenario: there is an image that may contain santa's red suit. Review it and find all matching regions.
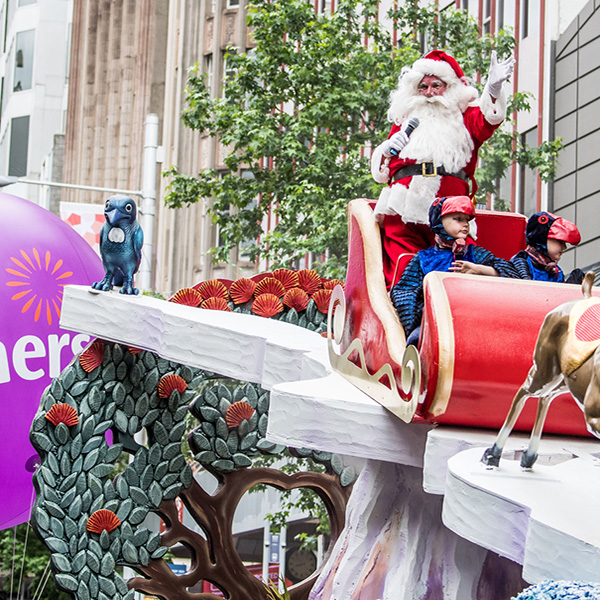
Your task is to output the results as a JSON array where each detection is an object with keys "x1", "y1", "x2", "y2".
[{"x1": 372, "y1": 51, "x2": 508, "y2": 287}]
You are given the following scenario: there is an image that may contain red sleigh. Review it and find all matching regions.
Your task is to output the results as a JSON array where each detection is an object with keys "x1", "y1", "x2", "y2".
[{"x1": 327, "y1": 199, "x2": 597, "y2": 437}]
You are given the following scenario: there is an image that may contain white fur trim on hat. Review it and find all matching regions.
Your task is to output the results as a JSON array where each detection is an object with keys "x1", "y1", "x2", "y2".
[{"x1": 411, "y1": 58, "x2": 460, "y2": 84}]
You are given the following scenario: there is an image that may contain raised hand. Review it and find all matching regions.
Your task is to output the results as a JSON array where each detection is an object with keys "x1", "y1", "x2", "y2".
[{"x1": 486, "y1": 50, "x2": 515, "y2": 98}]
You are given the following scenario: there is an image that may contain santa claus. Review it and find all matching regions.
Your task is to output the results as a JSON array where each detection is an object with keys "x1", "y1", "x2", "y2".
[{"x1": 371, "y1": 50, "x2": 515, "y2": 286}]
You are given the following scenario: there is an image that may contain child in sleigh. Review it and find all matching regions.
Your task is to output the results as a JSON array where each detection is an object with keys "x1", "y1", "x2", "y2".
[
  {"x1": 511, "y1": 211, "x2": 584, "y2": 284},
  {"x1": 390, "y1": 195, "x2": 520, "y2": 346}
]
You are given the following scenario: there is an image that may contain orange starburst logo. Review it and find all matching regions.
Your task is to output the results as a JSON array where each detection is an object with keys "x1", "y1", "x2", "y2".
[{"x1": 5, "y1": 249, "x2": 73, "y2": 325}]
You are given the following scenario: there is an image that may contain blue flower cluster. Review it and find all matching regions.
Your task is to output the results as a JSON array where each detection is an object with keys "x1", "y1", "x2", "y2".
[{"x1": 514, "y1": 580, "x2": 600, "y2": 599}]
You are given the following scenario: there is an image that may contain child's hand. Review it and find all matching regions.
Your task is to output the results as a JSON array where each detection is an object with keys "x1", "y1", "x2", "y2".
[
  {"x1": 450, "y1": 261, "x2": 499, "y2": 277},
  {"x1": 450, "y1": 260, "x2": 477, "y2": 274}
]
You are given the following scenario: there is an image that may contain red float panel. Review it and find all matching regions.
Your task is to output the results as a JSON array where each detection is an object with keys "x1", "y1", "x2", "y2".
[
  {"x1": 474, "y1": 209, "x2": 527, "y2": 260},
  {"x1": 419, "y1": 272, "x2": 596, "y2": 436}
]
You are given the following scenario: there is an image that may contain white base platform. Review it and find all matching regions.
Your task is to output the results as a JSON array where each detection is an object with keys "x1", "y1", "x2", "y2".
[
  {"x1": 60, "y1": 285, "x2": 600, "y2": 593},
  {"x1": 444, "y1": 447, "x2": 600, "y2": 584}
]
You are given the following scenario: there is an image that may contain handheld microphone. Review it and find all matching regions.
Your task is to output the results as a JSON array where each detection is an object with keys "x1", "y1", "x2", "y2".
[{"x1": 389, "y1": 117, "x2": 420, "y2": 156}]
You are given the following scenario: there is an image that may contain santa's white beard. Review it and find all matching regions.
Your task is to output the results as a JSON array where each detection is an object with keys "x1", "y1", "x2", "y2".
[{"x1": 395, "y1": 95, "x2": 474, "y2": 173}]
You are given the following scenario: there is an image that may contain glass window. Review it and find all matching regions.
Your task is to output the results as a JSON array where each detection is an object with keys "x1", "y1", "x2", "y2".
[
  {"x1": 522, "y1": 0, "x2": 528, "y2": 38},
  {"x1": 239, "y1": 170, "x2": 257, "y2": 259},
  {"x1": 9, "y1": 115, "x2": 29, "y2": 176},
  {"x1": 521, "y1": 0, "x2": 540, "y2": 39},
  {"x1": 6, "y1": 0, "x2": 15, "y2": 40},
  {"x1": 216, "y1": 203, "x2": 229, "y2": 250},
  {"x1": 14, "y1": 29, "x2": 34, "y2": 91},
  {"x1": 316, "y1": 0, "x2": 331, "y2": 14},
  {"x1": 3, "y1": 43, "x2": 13, "y2": 113},
  {"x1": 227, "y1": 0, "x2": 240, "y2": 7},
  {"x1": 204, "y1": 53, "x2": 213, "y2": 96},
  {"x1": 222, "y1": 55, "x2": 236, "y2": 97},
  {"x1": 496, "y1": 0, "x2": 505, "y2": 31},
  {"x1": 0, "y1": 4, "x2": 5, "y2": 53},
  {"x1": 65, "y1": 22, "x2": 71, "y2": 83},
  {"x1": 482, "y1": 0, "x2": 491, "y2": 35}
]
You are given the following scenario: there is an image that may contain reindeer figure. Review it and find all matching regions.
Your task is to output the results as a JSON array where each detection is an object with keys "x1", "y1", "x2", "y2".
[{"x1": 482, "y1": 271, "x2": 600, "y2": 469}]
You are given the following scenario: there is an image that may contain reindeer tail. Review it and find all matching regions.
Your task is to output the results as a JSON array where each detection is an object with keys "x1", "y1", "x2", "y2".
[{"x1": 582, "y1": 271, "x2": 595, "y2": 298}]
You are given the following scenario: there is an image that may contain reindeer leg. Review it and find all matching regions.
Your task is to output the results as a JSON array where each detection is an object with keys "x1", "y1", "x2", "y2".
[
  {"x1": 520, "y1": 392, "x2": 558, "y2": 469},
  {"x1": 582, "y1": 350, "x2": 600, "y2": 438},
  {"x1": 481, "y1": 385, "x2": 531, "y2": 467},
  {"x1": 483, "y1": 311, "x2": 566, "y2": 469}
]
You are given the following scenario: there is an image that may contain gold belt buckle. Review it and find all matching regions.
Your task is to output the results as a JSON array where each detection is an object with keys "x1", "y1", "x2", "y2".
[{"x1": 421, "y1": 163, "x2": 438, "y2": 177}]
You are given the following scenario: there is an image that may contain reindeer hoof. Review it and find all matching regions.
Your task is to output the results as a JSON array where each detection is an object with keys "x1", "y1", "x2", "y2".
[
  {"x1": 481, "y1": 446, "x2": 501, "y2": 468},
  {"x1": 520, "y1": 450, "x2": 538, "y2": 470}
]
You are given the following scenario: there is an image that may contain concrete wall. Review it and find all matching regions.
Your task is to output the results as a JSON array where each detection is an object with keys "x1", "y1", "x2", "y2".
[
  {"x1": 0, "y1": 0, "x2": 72, "y2": 203},
  {"x1": 156, "y1": 0, "x2": 254, "y2": 293},
  {"x1": 62, "y1": 0, "x2": 168, "y2": 204},
  {"x1": 552, "y1": 0, "x2": 600, "y2": 275}
]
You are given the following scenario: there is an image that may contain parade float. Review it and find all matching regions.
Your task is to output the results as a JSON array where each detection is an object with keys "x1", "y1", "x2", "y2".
[
  {"x1": 21, "y1": 40, "x2": 600, "y2": 596},
  {"x1": 23, "y1": 188, "x2": 600, "y2": 600}
]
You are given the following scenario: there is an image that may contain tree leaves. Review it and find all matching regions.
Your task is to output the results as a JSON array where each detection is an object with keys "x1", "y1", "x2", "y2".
[
  {"x1": 165, "y1": 0, "x2": 394, "y2": 278},
  {"x1": 165, "y1": 0, "x2": 561, "y2": 273}
]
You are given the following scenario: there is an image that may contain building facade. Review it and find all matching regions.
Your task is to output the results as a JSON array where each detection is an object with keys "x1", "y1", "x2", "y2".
[
  {"x1": 155, "y1": 0, "x2": 253, "y2": 292},
  {"x1": 61, "y1": 0, "x2": 168, "y2": 207},
  {"x1": 552, "y1": 0, "x2": 600, "y2": 277},
  {"x1": 0, "y1": 0, "x2": 72, "y2": 207}
]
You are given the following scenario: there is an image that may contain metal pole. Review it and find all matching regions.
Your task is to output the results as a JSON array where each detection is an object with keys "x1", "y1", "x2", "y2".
[
  {"x1": 262, "y1": 524, "x2": 270, "y2": 586},
  {"x1": 278, "y1": 526, "x2": 287, "y2": 593},
  {"x1": 138, "y1": 114, "x2": 159, "y2": 291},
  {"x1": 0, "y1": 177, "x2": 142, "y2": 197}
]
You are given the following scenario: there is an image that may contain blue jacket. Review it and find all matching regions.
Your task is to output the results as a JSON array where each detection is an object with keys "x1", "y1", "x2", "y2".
[
  {"x1": 390, "y1": 245, "x2": 520, "y2": 336},
  {"x1": 510, "y1": 250, "x2": 584, "y2": 284}
]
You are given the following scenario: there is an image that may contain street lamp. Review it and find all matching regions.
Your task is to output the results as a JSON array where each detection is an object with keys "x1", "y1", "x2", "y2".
[{"x1": 0, "y1": 114, "x2": 160, "y2": 291}]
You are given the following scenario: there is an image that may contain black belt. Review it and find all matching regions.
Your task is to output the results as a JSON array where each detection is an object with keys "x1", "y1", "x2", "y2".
[{"x1": 392, "y1": 163, "x2": 469, "y2": 182}]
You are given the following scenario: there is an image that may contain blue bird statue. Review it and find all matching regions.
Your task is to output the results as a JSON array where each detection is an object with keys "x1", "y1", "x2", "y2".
[{"x1": 92, "y1": 195, "x2": 143, "y2": 295}]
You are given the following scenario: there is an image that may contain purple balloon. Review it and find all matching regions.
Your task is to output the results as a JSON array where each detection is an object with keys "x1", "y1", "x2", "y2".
[{"x1": 0, "y1": 193, "x2": 104, "y2": 530}]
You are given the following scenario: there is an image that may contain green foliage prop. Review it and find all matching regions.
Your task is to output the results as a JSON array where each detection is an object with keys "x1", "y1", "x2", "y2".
[{"x1": 29, "y1": 295, "x2": 354, "y2": 600}]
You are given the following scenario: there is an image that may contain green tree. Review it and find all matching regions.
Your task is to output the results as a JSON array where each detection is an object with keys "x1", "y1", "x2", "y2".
[{"x1": 164, "y1": 0, "x2": 561, "y2": 279}]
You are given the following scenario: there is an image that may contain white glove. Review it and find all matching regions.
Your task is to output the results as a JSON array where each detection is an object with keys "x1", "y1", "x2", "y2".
[
  {"x1": 381, "y1": 130, "x2": 410, "y2": 158},
  {"x1": 371, "y1": 143, "x2": 390, "y2": 183},
  {"x1": 486, "y1": 50, "x2": 515, "y2": 99}
]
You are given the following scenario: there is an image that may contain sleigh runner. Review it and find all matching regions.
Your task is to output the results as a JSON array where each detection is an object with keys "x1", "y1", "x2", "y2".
[{"x1": 328, "y1": 199, "x2": 598, "y2": 437}]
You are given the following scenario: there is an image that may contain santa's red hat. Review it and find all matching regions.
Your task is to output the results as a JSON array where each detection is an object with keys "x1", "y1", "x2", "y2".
[
  {"x1": 388, "y1": 49, "x2": 479, "y2": 121},
  {"x1": 412, "y1": 50, "x2": 469, "y2": 86}
]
